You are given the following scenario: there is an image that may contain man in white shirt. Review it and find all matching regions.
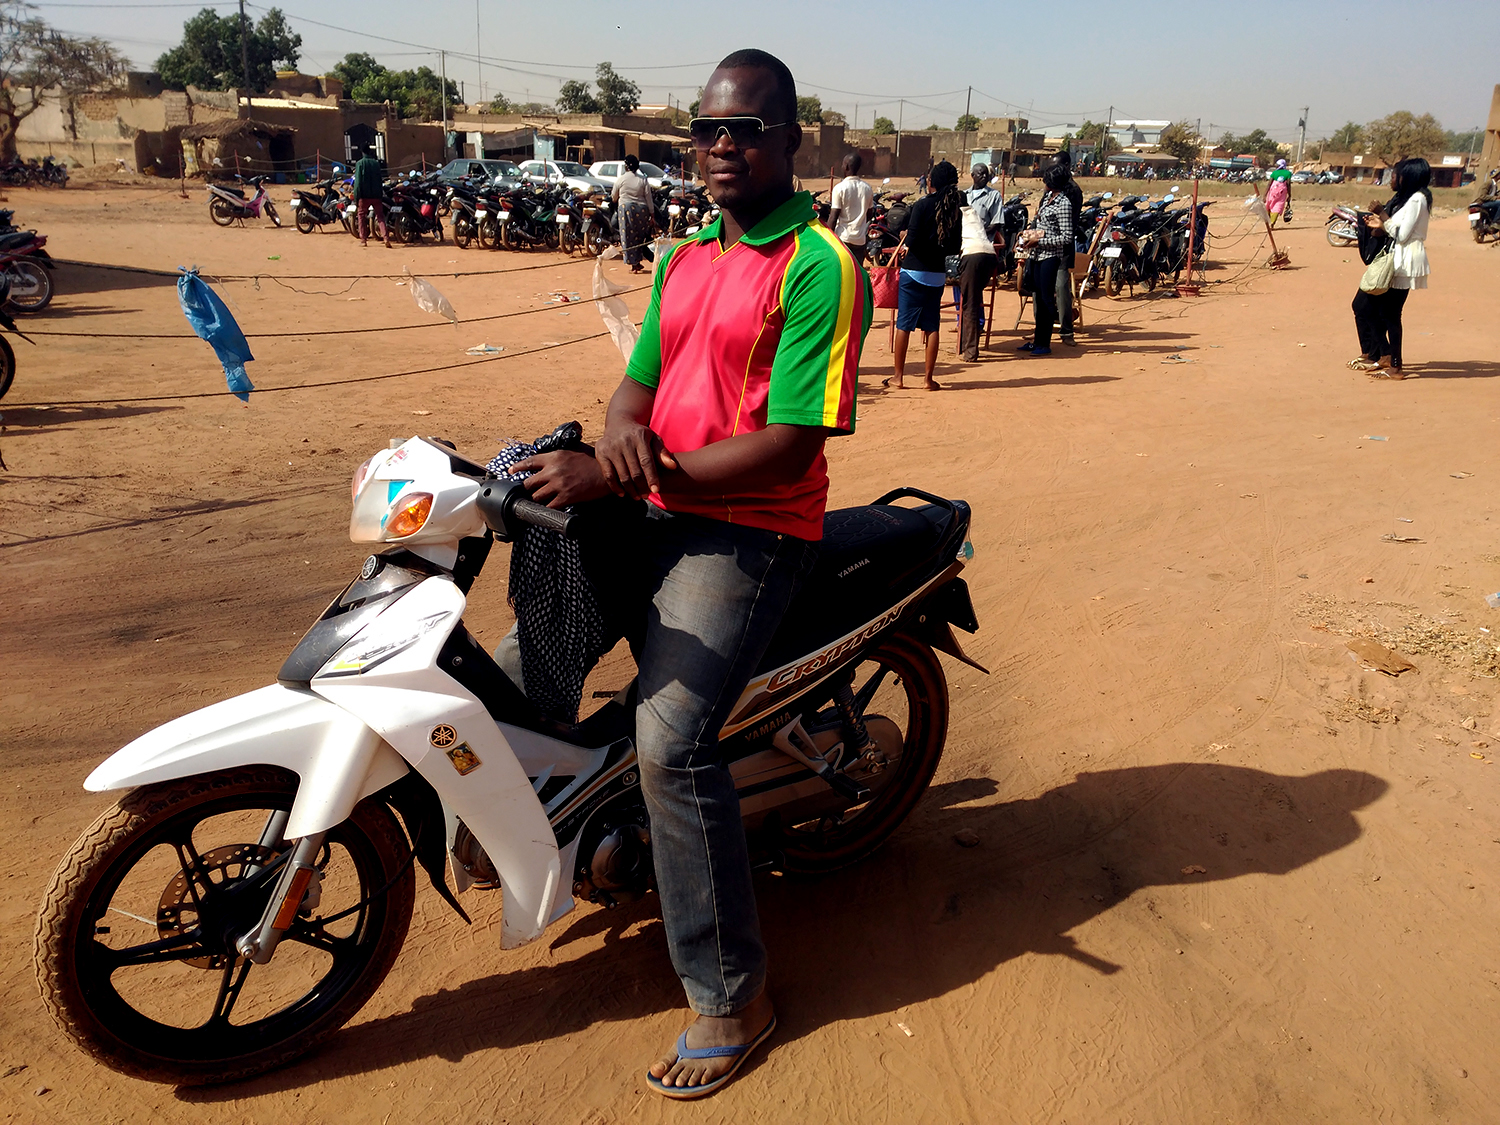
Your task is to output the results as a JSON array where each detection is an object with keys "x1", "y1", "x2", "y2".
[{"x1": 827, "y1": 152, "x2": 874, "y2": 262}]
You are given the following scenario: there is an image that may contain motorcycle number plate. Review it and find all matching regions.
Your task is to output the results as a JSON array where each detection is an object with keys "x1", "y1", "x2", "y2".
[
  {"x1": 390, "y1": 206, "x2": 404, "y2": 213},
  {"x1": 667, "y1": 205, "x2": 681, "y2": 215},
  {"x1": 288, "y1": 198, "x2": 301, "y2": 207},
  {"x1": 555, "y1": 213, "x2": 570, "y2": 223},
  {"x1": 1101, "y1": 246, "x2": 1123, "y2": 258},
  {"x1": 475, "y1": 209, "x2": 488, "y2": 219},
  {"x1": 1471, "y1": 212, "x2": 1482, "y2": 223},
  {"x1": 497, "y1": 211, "x2": 511, "y2": 221}
]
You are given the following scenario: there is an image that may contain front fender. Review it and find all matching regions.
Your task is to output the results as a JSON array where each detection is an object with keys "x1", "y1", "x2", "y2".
[{"x1": 85, "y1": 683, "x2": 409, "y2": 838}]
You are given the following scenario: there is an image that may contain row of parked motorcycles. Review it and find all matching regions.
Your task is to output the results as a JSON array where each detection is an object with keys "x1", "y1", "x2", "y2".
[
  {"x1": 279, "y1": 171, "x2": 721, "y2": 257},
  {"x1": 0, "y1": 156, "x2": 68, "y2": 188},
  {"x1": 0, "y1": 209, "x2": 54, "y2": 401},
  {"x1": 865, "y1": 186, "x2": 1210, "y2": 298}
]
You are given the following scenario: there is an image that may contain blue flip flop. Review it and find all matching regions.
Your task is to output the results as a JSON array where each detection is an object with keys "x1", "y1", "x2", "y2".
[{"x1": 645, "y1": 1014, "x2": 777, "y2": 1100}]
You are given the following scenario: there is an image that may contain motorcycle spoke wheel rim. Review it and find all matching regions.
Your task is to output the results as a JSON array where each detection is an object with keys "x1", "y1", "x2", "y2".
[{"x1": 73, "y1": 791, "x2": 390, "y2": 1064}]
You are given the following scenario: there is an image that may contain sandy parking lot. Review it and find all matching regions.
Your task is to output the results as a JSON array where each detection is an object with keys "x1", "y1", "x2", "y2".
[{"x1": 2, "y1": 181, "x2": 1498, "y2": 1123}]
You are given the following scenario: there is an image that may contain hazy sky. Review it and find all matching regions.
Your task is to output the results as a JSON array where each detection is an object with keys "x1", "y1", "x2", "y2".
[{"x1": 48, "y1": 0, "x2": 1495, "y2": 141}]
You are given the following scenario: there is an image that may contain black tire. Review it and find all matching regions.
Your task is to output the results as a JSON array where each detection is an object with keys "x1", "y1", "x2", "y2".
[
  {"x1": 6, "y1": 259, "x2": 53, "y2": 311},
  {"x1": 479, "y1": 217, "x2": 501, "y2": 250},
  {"x1": 34, "y1": 767, "x2": 414, "y2": 1086},
  {"x1": 432, "y1": 219, "x2": 443, "y2": 244},
  {"x1": 265, "y1": 202, "x2": 281, "y2": 229},
  {"x1": 1104, "y1": 260, "x2": 1124, "y2": 298},
  {"x1": 0, "y1": 335, "x2": 15, "y2": 400},
  {"x1": 584, "y1": 217, "x2": 611, "y2": 257},
  {"x1": 294, "y1": 208, "x2": 316, "y2": 235},
  {"x1": 209, "y1": 198, "x2": 238, "y2": 227},
  {"x1": 776, "y1": 634, "x2": 949, "y2": 875},
  {"x1": 1326, "y1": 222, "x2": 1357, "y2": 247},
  {"x1": 454, "y1": 215, "x2": 473, "y2": 249},
  {"x1": 559, "y1": 220, "x2": 579, "y2": 256}
]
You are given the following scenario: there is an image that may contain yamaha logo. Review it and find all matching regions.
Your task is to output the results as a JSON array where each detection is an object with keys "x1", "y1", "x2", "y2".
[
  {"x1": 360, "y1": 555, "x2": 380, "y2": 581},
  {"x1": 429, "y1": 724, "x2": 458, "y2": 748}
]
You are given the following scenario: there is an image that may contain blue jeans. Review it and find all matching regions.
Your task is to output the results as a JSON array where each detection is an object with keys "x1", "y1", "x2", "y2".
[{"x1": 497, "y1": 507, "x2": 817, "y2": 1015}]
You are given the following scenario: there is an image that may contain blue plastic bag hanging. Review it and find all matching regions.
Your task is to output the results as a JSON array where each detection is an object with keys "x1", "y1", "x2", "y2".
[{"x1": 177, "y1": 267, "x2": 254, "y2": 401}]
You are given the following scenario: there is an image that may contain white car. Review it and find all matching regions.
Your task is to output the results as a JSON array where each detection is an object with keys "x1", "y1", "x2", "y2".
[
  {"x1": 516, "y1": 159, "x2": 607, "y2": 194},
  {"x1": 588, "y1": 160, "x2": 687, "y2": 190}
]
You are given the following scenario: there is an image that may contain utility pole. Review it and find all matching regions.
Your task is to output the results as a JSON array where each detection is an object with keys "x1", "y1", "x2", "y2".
[
  {"x1": 1103, "y1": 104, "x2": 1113, "y2": 162},
  {"x1": 237, "y1": 0, "x2": 250, "y2": 96},
  {"x1": 474, "y1": 0, "x2": 483, "y2": 105},
  {"x1": 1296, "y1": 106, "x2": 1309, "y2": 164},
  {"x1": 962, "y1": 85, "x2": 972, "y2": 157},
  {"x1": 440, "y1": 49, "x2": 448, "y2": 134},
  {"x1": 896, "y1": 98, "x2": 903, "y2": 158}
]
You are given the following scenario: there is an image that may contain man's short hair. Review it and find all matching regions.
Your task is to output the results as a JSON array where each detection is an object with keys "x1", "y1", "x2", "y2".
[
  {"x1": 1043, "y1": 163, "x2": 1072, "y2": 191},
  {"x1": 971, "y1": 162, "x2": 990, "y2": 179},
  {"x1": 843, "y1": 151, "x2": 862, "y2": 174},
  {"x1": 714, "y1": 48, "x2": 797, "y2": 124}
]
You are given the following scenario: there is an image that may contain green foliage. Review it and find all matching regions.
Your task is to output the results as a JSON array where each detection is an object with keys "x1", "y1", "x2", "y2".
[
  {"x1": 820, "y1": 109, "x2": 846, "y2": 127},
  {"x1": 156, "y1": 6, "x2": 300, "y2": 92},
  {"x1": 1327, "y1": 120, "x2": 1363, "y2": 152},
  {"x1": 331, "y1": 52, "x2": 457, "y2": 119},
  {"x1": 688, "y1": 88, "x2": 701, "y2": 118},
  {"x1": 795, "y1": 95, "x2": 823, "y2": 125},
  {"x1": 1363, "y1": 111, "x2": 1445, "y2": 160},
  {"x1": 1156, "y1": 120, "x2": 1202, "y2": 163},
  {"x1": 487, "y1": 93, "x2": 516, "y2": 114},
  {"x1": 871, "y1": 115, "x2": 895, "y2": 135},
  {"x1": 1219, "y1": 128, "x2": 1282, "y2": 166},
  {"x1": 955, "y1": 114, "x2": 980, "y2": 133},
  {"x1": 1444, "y1": 128, "x2": 1482, "y2": 153},
  {"x1": 556, "y1": 63, "x2": 639, "y2": 116}
]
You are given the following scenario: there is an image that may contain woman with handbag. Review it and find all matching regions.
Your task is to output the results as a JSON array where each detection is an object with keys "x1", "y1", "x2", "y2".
[
  {"x1": 885, "y1": 160, "x2": 962, "y2": 390},
  {"x1": 1349, "y1": 157, "x2": 1431, "y2": 379},
  {"x1": 1016, "y1": 163, "x2": 1075, "y2": 357}
]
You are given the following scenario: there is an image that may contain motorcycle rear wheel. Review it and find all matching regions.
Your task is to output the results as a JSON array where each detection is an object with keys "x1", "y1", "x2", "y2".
[
  {"x1": 6, "y1": 259, "x2": 53, "y2": 311},
  {"x1": 0, "y1": 334, "x2": 15, "y2": 400},
  {"x1": 1104, "y1": 261, "x2": 1125, "y2": 298},
  {"x1": 208, "y1": 198, "x2": 238, "y2": 227},
  {"x1": 480, "y1": 218, "x2": 501, "y2": 250},
  {"x1": 454, "y1": 216, "x2": 473, "y2": 249},
  {"x1": 34, "y1": 767, "x2": 413, "y2": 1086},
  {"x1": 775, "y1": 634, "x2": 948, "y2": 875},
  {"x1": 1326, "y1": 222, "x2": 1357, "y2": 247},
  {"x1": 294, "y1": 209, "x2": 316, "y2": 235}
]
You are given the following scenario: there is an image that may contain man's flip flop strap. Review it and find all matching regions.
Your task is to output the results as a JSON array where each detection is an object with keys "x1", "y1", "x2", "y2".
[
  {"x1": 672, "y1": 1030, "x2": 748, "y2": 1060},
  {"x1": 646, "y1": 1016, "x2": 777, "y2": 1099}
]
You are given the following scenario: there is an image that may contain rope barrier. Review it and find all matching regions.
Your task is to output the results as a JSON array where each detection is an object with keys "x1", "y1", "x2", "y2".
[{"x1": 3, "y1": 330, "x2": 612, "y2": 408}]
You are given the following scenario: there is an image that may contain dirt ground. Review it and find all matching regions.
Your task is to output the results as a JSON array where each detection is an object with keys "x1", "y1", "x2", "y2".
[{"x1": 2, "y1": 181, "x2": 1498, "y2": 1124}]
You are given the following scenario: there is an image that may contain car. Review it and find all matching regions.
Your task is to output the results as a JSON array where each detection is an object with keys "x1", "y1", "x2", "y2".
[
  {"x1": 588, "y1": 160, "x2": 688, "y2": 190},
  {"x1": 516, "y1": 159, "x2": 608, "y2": 193},
  {"x1": 437, "y1": 158, "x2": 523, "y2": 187},
  {"x1": 1291, "y1": 170, "x2": 1315, "y2": 184}
]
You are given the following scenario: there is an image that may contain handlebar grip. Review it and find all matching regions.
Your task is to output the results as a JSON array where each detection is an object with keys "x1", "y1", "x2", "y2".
[{"x1": 511, "y1": 497, "x2": 579, "y2": 538}]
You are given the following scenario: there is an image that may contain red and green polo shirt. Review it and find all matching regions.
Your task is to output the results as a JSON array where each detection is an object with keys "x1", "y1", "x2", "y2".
[{"x1": 625, "y1": 191, "x2": 873, "y2": 541}]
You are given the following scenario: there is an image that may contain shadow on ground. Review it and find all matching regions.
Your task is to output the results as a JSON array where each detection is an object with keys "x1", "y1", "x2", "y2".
[{"x1": 179, "y1": 762, "x2": 1385, "y2": 1099}]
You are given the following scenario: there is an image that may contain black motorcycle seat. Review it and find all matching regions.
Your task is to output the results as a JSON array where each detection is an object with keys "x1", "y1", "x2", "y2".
[
  {"x1": 0, "y1": 230, "x2": 32, "y2": 249},
  {"x1": 218, "y1": 185, "x2": 246, "y2": 197}
]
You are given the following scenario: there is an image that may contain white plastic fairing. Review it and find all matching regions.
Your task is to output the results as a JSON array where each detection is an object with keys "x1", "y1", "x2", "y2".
[
  {"x1": 84, "y1": 684, "x2": 410, "y2": 838},
  {"x1": 311, "y1": 577, "x2": 562, "y2": 948},
  {"x1": 349, "y1": 436, "x2": 485, "y2": 556}
]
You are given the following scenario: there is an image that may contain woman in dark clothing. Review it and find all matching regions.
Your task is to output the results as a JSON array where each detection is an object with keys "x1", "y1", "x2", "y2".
[
  {"x1": 887, "y1": 160, "x2": 962, "y2": 390},
  {"x1": 1349, "y1": 157, "x2": 1431, "y2": 379},
  {"x1": 1017, "y1": 164, "x2": 1075, "y2": 356},
  {"x1": 612, "y1": 154, "x2": 656, "y2": 273}
]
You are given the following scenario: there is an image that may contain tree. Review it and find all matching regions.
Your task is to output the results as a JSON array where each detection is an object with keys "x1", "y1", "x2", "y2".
[
  {"x1": 1363, "y1": 111, "x2": 1445, "y2": 160},
  {"x1": 688, "y1": 88, "x2": 701, "y2": 117},
  {"x1": 486, "y1": 93, "x2": 516, "y2": 114},
  {"x1": 555, "y1": 79, "x2": 599, "y2": 114},
  {"x1": 1219, "y1": 128, "x2": 1281, "y2": 166},
  {"x1": 925, "y1": 123, "x2": 938, "y2": 132},
  {"x1": 156, "y1": 6, "x2": 300, "y2": 92},
  {"x1": 331, "y1": 52, "x2": 458, "y2": 119},
  {"x1": 1156, "y1": 120, "x2": 1202, "y2": 164},
  {"x1": 795, "y1": 95, "x2": 823, "y2": 125},
  {"x1": 0, "y1": 1, "x2": 128, "y2": 160},
  {"x1": 1328, "y1": 120, "x2": 1363, "y2": 152},
  {"x1": 1445, "y1": 127, "x2": 1482, "y2": 153},
  {"x1": 1075, "y1": 119, "x2": 1112, "y2": 158},
  {"x1": 955, "y1": 113, "x2": 980, "y2": 133},
  {"x1": 871, "y1": 115, "x2": 895, "y2": 136},
  {"x1": 820, "y1": 109, "x2": 845, "y2": 126},
  {"x1": 593, "y1": 62, "x2": 638, "y2": 116}
]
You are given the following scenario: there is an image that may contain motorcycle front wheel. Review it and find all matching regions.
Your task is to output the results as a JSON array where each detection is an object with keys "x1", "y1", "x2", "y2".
[
  {"x1": 6, "y1": 259, "x2": 53, "y2": 311},
  {"x1": 34, "y1": 767, "x2": 414, "y2": 1086},
  {"x1": 775, "y1": 634, "x2": 948, "y2": 875},
  {"x1": 0, "y1": 334, "x2": 15, "y2": 399},
  {"x1": 208, "y1": 198, "x2": 238, "y2": 227},
  {"x1": 265, "y1": 202, "x2": 282, "y2": 229}
]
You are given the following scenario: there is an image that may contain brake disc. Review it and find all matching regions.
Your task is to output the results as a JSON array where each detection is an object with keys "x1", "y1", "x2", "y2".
[{"x1": 156, "y1": 843, "x2": 276, "y2": 970}]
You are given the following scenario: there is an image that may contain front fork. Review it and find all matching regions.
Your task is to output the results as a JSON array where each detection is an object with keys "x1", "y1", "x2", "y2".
[{"x1": 236, "y1": 829, "x2": 326, "y2": 964}]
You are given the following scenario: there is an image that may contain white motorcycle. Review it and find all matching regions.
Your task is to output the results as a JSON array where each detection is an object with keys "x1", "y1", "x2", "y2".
[
  {"x1": 207, "y1": 175, "x2": 282, "y2": 228},
  {"x1": 33, "y1": 435, "x2": 982, "y2": 1085}
]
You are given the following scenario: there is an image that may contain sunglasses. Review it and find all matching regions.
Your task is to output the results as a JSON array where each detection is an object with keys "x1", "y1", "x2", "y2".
[{"x1": 687, "y1": 116, "x2": 792, "y2": 151}]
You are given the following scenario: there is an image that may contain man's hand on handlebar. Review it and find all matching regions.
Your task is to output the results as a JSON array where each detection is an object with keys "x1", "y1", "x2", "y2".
[{"x1": 509, "y1": 451, "x2": 611, "y2": 509}]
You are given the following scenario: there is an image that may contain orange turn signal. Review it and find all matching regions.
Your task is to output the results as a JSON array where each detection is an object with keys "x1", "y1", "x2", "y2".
[{"x1": 385, "y1": 492, "x2": 433, "y2": 538}]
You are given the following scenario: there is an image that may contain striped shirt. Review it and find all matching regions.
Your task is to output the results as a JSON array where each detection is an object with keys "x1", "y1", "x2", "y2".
[{"x1": 627, "y1": 191, "x2": 873, "y2": 540}]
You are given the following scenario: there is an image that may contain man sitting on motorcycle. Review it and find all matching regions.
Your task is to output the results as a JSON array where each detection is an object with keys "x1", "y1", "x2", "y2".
[{"x1": 507, "y1": 48, "x2": 872, "y2": 1098}]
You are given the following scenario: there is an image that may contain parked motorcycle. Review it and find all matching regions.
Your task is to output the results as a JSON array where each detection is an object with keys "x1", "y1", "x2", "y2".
[
  {"x1": 389, "y1": 174, "x2": 444, "y2": 245},
  {"x1": 34, "y1": 433, "x2": 979, "y2": 1085},
  {"x1": 579, "y1": 192, "x2": 615, "y2": 257},
  {"x1": 0, "y1": 273, "x2": 29, "y2": 401},
  {"x1": 1325, "y1": 205, "x2": 1361, "y2": 247},
  {"x1": 0, "y1": 225, "x2": 55, "y2": 312},
  {"x1": 1469, "y1": 180, "x2": 1500, "y2": 243},
  {"x1": 288, "y1": 180, "x2": 347, "y2": 234},
  {"x1": 208, "y1": 176, "x2": 282, "y2": 228}
]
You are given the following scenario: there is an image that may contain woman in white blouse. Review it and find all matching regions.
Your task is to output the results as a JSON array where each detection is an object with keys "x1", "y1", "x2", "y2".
[{"x1": 1353, "y1": 157, "x2": 1430, "y2": 380}]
